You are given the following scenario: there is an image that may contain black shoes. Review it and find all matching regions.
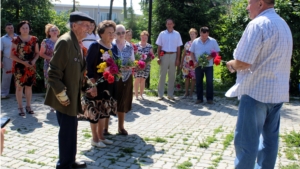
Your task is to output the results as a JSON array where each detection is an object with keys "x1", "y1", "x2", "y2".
[{"x1": 72, "y1": 161, "x2": 87, "y2": 169}]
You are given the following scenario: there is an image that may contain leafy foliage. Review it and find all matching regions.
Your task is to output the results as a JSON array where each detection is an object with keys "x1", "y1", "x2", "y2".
[{"x1": 1, "y1": 0, "x2": 71, "y2": 93}]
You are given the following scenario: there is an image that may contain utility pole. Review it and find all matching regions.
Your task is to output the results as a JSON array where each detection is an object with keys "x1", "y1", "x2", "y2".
[
  {"x1": 109, "y1": 0, "x2": 114, "y2": 20},
  {"x1": 72, "y1": 0, "x2": 75, "y2": 12},
  {"x1": 145, "y1": 0, "x2": 152, "y2": 88},
  {"x1": 124, "y1": 0, "x2": 127, "y2": 19}
]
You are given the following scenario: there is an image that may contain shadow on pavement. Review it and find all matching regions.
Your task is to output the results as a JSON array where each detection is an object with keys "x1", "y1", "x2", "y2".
[
  {"x1": 281, "y1": 100, "x2": 300, "y2": 121},
  {"x1": 44, "y1": 111, "x2": 59, "y2": 126},
  {"x1": 79, "y1": 134, "x2": 156, "y2": 168},
  {"x1": 10, "y1": 114, "x2": 43, "y2": 134}
]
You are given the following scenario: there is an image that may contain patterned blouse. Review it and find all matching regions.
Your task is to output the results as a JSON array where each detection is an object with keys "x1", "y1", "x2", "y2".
[
  {"x1": 41, "y1": 39, "x2": 55, "y2": 79},
  {"x1": 115, "y1": 41, "x2": 134, "y2": 82}
]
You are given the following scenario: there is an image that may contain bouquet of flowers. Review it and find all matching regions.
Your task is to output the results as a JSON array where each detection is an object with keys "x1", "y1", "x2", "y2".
[
  {"x1": 144, "y1": 52, "x2": 155, "y2": 64},
  {"x1": 133, "y1": 53, "x2": 146, "y2": 71},
  {"x1": 133, "y1": 52, "x2": 154, "y2": 71},
  {"x1": 96, "y1": 49, "x2": 121, "y2": 84},
  {"x1": 132, "y1": 43, "x2": 138, "y2": 54},
  {"x1": 197, "y1": 52, "x2": 210, "y2": 68},
  {"x1": 159, "y1": 51, "x2": 165, "y2": 58},
  {"x1": 197, "y1": 50, "x2": 222, "y2": 67},
  {"x1": 211, "y1": 50, "x2": 222, "y2": 66}
]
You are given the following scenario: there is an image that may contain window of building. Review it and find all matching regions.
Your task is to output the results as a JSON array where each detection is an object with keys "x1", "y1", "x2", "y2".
[
  {"x1": 100, "y1": 13, "x2": 118, "y2": 22},
  {"x1": 82, "y1": 11, "x2": 89, "y2": 16}
]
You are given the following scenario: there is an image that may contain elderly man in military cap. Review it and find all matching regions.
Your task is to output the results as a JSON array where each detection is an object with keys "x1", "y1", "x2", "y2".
[{"x1": 45, "y1": 11, "x2": 97, "y2": 169}]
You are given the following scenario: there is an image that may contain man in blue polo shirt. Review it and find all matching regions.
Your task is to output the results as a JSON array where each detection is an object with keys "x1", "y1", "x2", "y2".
[
  {"x1": 1, "y1": 23, "x2": 18, "y2": 99},
  {"x1": 190, "y1": 27, "x2": 220, "y2": 104}
]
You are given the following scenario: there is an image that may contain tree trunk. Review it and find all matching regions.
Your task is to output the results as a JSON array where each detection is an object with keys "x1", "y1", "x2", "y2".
[
  {"x1": 109, "y1": 0, "x2": 114, "y2": 20},
  {"x1": 72, "y1": 0, "x2": 75, "y2": 12},
  {"x1": 124, "y1": 0, "x2": 127, "y2": 19},
  {"x1": 145, "y1": 0, "x2": 152, "y2": 89}
]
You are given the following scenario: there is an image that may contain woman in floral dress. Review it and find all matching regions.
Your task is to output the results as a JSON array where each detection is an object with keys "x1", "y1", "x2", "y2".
[
  {"x1": 10, "y1": 21, "x2": 39, "y2": 116},
  {"x1": 84, "y1": 20, "x2": 118, "y2": 148},
  {"x1": 180, "y1": 28, "x2": 198, "y2": 99},
  {"x1": 39, "y1": 24, "x2": 60, "y2": 88},
  {"x1": 134, "y1": 31, "x2": 153, "y2": 99}
]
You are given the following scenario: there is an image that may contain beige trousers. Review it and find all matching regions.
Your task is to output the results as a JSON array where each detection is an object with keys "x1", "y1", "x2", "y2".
[{"x1": 157, "y1": 53, "x2": 176, "y2": 97}]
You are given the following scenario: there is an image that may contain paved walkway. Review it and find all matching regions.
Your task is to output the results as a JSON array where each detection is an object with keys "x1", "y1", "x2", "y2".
[{"x1": 1, "y1": 94, "x2": 299, "y2": 169}]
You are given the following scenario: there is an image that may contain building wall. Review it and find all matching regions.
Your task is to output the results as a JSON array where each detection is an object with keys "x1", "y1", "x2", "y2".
[{"x1": 53, "y1": 4, "x2": 124, "y2": 24}]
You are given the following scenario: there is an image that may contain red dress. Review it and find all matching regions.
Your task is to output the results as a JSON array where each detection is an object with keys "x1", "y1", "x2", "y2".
[{"x1": 11, "y1": 36, "x2": 38, "y2": 86}]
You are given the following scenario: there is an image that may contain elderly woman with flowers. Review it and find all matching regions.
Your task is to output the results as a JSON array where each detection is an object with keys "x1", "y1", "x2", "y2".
[
  {"x1": 112, "y1": 24, "x2": 135, "y2": 135},
  {"x1": 133, "y1": 31, "x2": 154, "y2": 99},
  {"x1": 84, "y1": 20, "x2": 118, "y2": 148},
  {"x1": 180, "y1": 28, "x2": 198, "y2": 99},
  {"x1": 10, "y1": 20, "x2": 39, "y2": 116}
]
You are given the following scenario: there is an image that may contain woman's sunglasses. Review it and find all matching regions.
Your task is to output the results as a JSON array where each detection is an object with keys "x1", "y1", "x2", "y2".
[{"x1": 116, "y1": 31, "x2": 125, "y2": 36}]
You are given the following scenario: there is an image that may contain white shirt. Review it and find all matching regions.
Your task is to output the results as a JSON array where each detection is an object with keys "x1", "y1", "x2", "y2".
[
  {"x1": 82, "y1": 33, "x2": 100, "y2": 50},
  {"x1": 155, "y1": 30, "x2": 183, "y2": 52},
  {"x1": 190, "y1": 37, "x2": 220, "y2": 67},
  {"x1": 1, "y1": 33, "x2": 18, "y2": 58},
  {"x1": 225, "y1": 8, "x2": 293, "y2": 103}
]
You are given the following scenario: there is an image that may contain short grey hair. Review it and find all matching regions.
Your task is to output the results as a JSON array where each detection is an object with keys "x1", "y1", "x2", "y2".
[
  {"x1": 66, "y1": 21, "x2": 83, "y2": 29},
  {"x1": 116, "y1": 24, "x2": 126, "y2": 31}
]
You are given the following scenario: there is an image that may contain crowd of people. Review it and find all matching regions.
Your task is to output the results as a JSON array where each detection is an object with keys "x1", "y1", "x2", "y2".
[{"x1": 0, "y1": 0, "x2": 294, "y2": 168}]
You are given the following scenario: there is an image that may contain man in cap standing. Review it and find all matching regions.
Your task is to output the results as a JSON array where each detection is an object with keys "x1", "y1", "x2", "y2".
[{"x1": 45, "y1": 11, "x2": 97, "y2": 169}]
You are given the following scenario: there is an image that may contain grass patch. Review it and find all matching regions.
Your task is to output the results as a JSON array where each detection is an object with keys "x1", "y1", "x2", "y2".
[
  {"x1": 168, "y1": 134, "x2": 176, "y2": 138},
  {"x1": 144, "y1": 137, "x2": 151, "y2": 141},
  {"x1": 143, "y1": 137, "x2": 167, "y2": 143},
  {"x1": 281, "y1": 131, "x2": 300, "y2": 160},
  {"x1": 206, "y1": 136, "x2": 217, "y2": 144},
  {"x1": 37, "y1": 162, "x2": 46, "y2": 166},
  {"x1": 82, "y1": 129, "x2": 89, "y2": 133},
  {"x1": 213, "y1": 126, "x2": 224, "y2": 135},
  {"x1": 282, "y1": 131, "x2": 300, "y2": 147},
  {"x1": 149, "y1": 61, "x2": 160, "y2": 91},
  {"x1": 284, "y1": 148, "x2": 296, "y2": 160},
  {"x1": 122, "y1": 147, "x2": 135, "y2": 154},
  {"x1": 108, "y1": 158, "x2": 116, "y2": 164},
  {"x1": 177, "y1": 161, "x2": 193, "y2": 169},
  {"x1": 183, "y1": 138, "x2": 188, "y2": 142},
  {"x1": 83, "y1": 133, "x2": 92, "y2": 139},
  {"x1": 223, "y1": 133, "x2": 234, "y2": 150},
  {"x1": 212, "y1": 156, "x2": 222, "y2": 166},
  {"x1": 199, "y1": 142, "x2": 209, "y2": 148},
  {"x1": 281, "y1": 163, "x2": 300, "y2": 169},
  {"x1": 27, "y1": 149, "x2": 36, "y2": 154},
  {"x1": 23, "y1": 158, "x2": 36, "y2": 164},
  {"x1": 199, "y1": 135, "x2": 217, "y2": 148}
]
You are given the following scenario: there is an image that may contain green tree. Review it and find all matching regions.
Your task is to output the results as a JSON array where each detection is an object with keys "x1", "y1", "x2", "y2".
[
  {"x1": 1, "y1": 0, "x2": 55, "y2": 92},
  {"x1": 151, "y1": 0, "x2": 226, "y2": 52},
  {"x1": 275, "y1": 0, "x2": 300, "y2": 95}
]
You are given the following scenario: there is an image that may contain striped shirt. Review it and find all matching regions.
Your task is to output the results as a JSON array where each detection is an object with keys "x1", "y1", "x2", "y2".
[{"x1": 225, "y1": 8, "x2": 293, "y2": 103}]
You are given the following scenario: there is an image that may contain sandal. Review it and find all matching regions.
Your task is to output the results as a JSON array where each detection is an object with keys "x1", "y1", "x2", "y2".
[
  {"x1": 18, "y1": 108, "x2": 25, "y2": 116},
  {"x1": 25, "y1": 106, "x2": 34, "y2": 114},
  {"x1": 118, "y1": 129, "x2": 128, "y2": 136},
  {"x1": 103, "y1": 129, "x2": 111, "y2": 136}
]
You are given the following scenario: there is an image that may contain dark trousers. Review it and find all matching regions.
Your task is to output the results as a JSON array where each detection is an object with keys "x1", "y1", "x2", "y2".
[
  {"x1": 195, "y1": 66, "x2": 214, "y2": 101},
  {"x1": 56, "y1": 111, "x2": 78, "y2": 169}
]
